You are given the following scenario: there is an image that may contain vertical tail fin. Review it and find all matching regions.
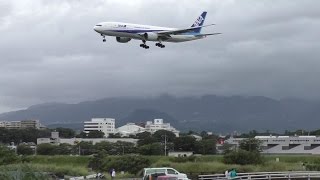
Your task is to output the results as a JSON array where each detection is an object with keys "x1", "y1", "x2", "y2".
[{"x1": 191, "y1": 11, "x2": 207, "y2": 34}]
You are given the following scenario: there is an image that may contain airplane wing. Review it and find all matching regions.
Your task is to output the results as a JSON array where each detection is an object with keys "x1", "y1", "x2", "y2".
[
  {"x1": 157, "y1": 24, "x2": 215, "y2": 35},
  {"x1": 194, "y1": 33, "x2": 222, "y2": 37}
]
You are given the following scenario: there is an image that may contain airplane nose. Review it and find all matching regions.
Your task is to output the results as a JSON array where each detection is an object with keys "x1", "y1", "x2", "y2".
[{"x1": 93, "y1": 26, "x2": 98, "y2": 32}]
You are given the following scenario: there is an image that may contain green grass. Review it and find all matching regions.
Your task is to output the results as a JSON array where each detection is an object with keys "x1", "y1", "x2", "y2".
[
  {"x1": 264, "y1": 155, "x2": 320, "y2": 163},
  {"x1": 0, "y1": 155, "x2": 315, "y2": 178},
  {"x1": 26, "y1": 155, "x2": 90, "y2": 166}
]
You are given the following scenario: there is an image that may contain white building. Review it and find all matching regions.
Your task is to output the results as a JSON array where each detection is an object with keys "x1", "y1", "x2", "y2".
[
  {"x1": 145, "y1": 119, "x2": 180, "y2": 137},
  {"x1": 37, "y1": 132, "x2": 138, "y2": 145},
  {"x1": 116, "y1": 123, "x2": 146, "y2": 136},
  {"x1": 224, "y1": 136, "x2": 320, "y2": 155},
  {"x1": 84, "y1": 118, "x2": 115, "y2": 137}
]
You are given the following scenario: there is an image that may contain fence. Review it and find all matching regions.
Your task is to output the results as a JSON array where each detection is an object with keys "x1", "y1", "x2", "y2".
[{"x1": 198, "y1": 171, "x2": 320, "y2": 180}]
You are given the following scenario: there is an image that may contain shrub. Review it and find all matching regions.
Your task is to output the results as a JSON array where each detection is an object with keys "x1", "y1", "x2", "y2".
[
  {"x1": 223, "y1": 149, "x2": 263, "y2": 165},
  {"x1": 0, "y1": 145, "x2": 19, "y2": 165},
  {"x1": 306, "y1": 163, "x2": 320, "y2": 171},
  {"x1": 170, "y1": 156, "x2": 196, "y2": 163},
  {"x1": 17, "y1": 144, "x2": 34, "y2": 155},
  {"x1": 36, "y1": 144, "x2": 56, "y2": 155},
  {"x1": 93, "y1": 155, "x2": 151, "y2": 175}
]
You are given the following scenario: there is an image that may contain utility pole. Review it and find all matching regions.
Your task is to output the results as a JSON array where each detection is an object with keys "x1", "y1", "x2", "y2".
[{"x1": 164, "y1": 133, "x2": 167, "y2": 156}]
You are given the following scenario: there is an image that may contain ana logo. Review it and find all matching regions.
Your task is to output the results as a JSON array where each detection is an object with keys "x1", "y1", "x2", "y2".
[{"x1": 193, "y1": 16, "x2": 204, "y2": 26}]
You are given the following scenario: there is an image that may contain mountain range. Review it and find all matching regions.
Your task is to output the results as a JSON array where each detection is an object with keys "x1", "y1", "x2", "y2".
[{"x1": 1, "y1": 95, "x2": 320, "y2": 133}]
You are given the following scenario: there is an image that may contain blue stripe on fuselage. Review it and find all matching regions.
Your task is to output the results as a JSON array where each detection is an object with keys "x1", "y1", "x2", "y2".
[
  {"x1": 109, "y1": 29, "x2": 198, "y2": 37},
  {"x1": 112, "y1": 29, "x2": 164, "y2": 33}
]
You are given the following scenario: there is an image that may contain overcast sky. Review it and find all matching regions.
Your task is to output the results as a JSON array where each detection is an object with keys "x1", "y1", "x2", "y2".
[{"x1": 0, "y1": 0, "x2": 319, "y2": 113}]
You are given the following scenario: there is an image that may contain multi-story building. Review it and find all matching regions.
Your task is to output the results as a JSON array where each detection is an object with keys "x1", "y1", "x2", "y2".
[
  {"x1": 145, "y1": 119, "x2": 180, "y2": 137},
  {"x1": 116, "y1": 123, "x2": 146, "y2": 136},
  {"x1": 223, "y1": 136, "x2": 320, "y2": 155},
  {"x1": 37, "y1": 131, "x2": 138, "y2": 145},
  {"x1": 0, "y1": 120, "x2": 41, "y2": 129},
  {"x1": 6, "y1": 121, "x2": 21, "y2": 129},
  {"x1": 84, "y1": 118, "x2": 115, "y2": 137},
  {"x1": 21, "y1": 120, "x2": 40, "y2": 129}
]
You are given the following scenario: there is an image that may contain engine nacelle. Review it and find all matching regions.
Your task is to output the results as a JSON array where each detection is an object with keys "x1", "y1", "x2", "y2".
[
  {"x1": 143, "y1": 32, "x2": 159, "y2": 41},
  {"x1": 116, "y1": 37, "x2": 131, "y2": 43}
]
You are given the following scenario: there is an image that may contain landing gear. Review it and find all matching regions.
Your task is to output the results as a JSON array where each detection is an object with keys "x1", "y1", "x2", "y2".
[
  {"x1": 155, "y1": 42, "x2": 165, "y2": 48},
  {"x1": 140, "y1": 40, "x2": 149, "y2": 49},
  {"x1": 101, "y1": 34, "x2": 106, "y2": 42}
]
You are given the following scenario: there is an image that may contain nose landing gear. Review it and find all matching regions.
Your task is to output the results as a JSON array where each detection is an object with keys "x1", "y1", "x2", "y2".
[{"x1": 101, "y1": 34, "x2": 106, "y2": 42}]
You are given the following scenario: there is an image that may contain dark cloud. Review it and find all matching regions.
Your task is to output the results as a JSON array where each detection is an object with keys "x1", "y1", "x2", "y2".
[{"x1": 0, "y1": 0, "x2": 320, "y2": 112}]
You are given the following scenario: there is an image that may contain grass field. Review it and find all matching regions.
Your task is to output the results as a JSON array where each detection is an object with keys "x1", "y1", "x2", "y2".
[{"x1": 1, "y1": 154, "x2": 319, "y2": 178}]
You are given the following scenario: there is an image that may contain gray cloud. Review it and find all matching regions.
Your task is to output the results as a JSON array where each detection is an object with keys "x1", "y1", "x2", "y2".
[{"x1": 0, "y1": 0, "x2": 320, "y2": 112}]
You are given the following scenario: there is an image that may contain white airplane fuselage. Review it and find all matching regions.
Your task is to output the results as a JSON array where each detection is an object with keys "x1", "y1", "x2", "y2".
[{"x1": 93, "y1": 22, "x2": 203, "y2": 43}]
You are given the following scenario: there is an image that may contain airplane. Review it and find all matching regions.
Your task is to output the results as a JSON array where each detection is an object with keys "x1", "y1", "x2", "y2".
[{"x1": 93, "y1": 11, "x2": 221, "y2": 49}]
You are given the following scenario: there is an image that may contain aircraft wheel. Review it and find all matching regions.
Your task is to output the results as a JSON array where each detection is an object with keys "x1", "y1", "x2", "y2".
[{"x1": 103, "y1": 39, "x2": 106, "y2": 42}]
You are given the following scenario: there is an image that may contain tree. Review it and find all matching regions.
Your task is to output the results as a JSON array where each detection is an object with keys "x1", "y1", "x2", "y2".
[
  {"x1": 17, "y1": 144, "x2": 34, "y2": 155},
  {"x1": 223, "y1": 138, "x2": 264, "y2": 165},
  {"x1": 195, "y1": 139, "x2": 216, "y2": 154},
  {"x1": 220, "y1": 142, "x2": 234, "y2": 154},
  {"x1": 135, "y1": 132, "x2": 152, "y2": 139},
  {"x1": 200, "y1": 131, "x2": 208, "y2": 138},
  {"x1": 239, "y1": 138, "x2": 262, "y2": 152},
  {"x1": 153, "y1": 130, "x2": 176, "y2": 142},
  {"x1": 95, "y1": 141, "x2": 112, "y2": 152},
  {"x1": 78, "y1": 141, "x2": 95, "y2": 155},
  {"x1": 137, "y1": 137, "x2": 157, "y2": 147},
  {"x1": 138, "y1": 143, "x2": 163, "y2": 155},
  {"x1": 88, "y1": 131, "x2": 105, "y2": 138},
  {"x1": 108, "y1": 133, "x2": 122, "y2": 138},
  {"x1": 174, "y1": 136, "x2": 196, "y2": 151},
  {"x1": 0, "y1": 128, "x2": 51, "y2": 144},
  {"x1": 54, "y1": 128, "x2": 75, "y2": 138},
  {"x1": 0, "y1": 145, "x2": 18, "y2": 165},
  {"x1": 112, "y1": 141, "x2": 137, "y2": 155},
  {"x1": 310, "y1": 129, "x2": 320, "y2": 135},
  {"x1": 55, "y1": 143, "x2": 73, "y2": 155},
  {"x1": 36, "y1": 143, "x2": 56, "y2": 155},
  {"x1": 76, "y1": 131, "x2": 88, "y2": 138},
  {"x1": 223, "y1": 149, "x2": 263, "y2": 165},
  {"x1": 88, "y1": 150, "x2": 108, "y2": 171}
]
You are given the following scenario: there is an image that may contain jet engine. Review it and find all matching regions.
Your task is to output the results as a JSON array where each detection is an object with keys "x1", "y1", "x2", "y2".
[
  {"x1": 143, "y1": 32, "x2": 159, "y2": 41},
  {"x1": 116, "y1": 37, "x2": 131, "y2": 43}
]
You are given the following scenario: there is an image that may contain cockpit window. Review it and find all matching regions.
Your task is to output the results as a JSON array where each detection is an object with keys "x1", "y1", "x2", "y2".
[{"x1": 96, "y1": 24, "x2": 102, "y2": 26}]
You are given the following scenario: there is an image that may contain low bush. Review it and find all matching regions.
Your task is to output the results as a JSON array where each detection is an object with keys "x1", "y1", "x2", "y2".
[
  {"x1": 89, "y1": 155, "x2": 151, "y2": 175},
  {"x1": 223, "y1": 149, "x2": 263, "y2": 165},
  {"x1": 170, "y1": 156, "x2": 196, "y2": 163},
  {"x1": 0, "y1": 145, "x2": 19, "y2": 165}
]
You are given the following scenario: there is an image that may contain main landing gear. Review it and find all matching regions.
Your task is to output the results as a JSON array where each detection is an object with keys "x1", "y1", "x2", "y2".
[
  {"x1": 139, "y1": 40, "x2": 166, "y2": 49},
  {"x1": 140, "y1": 40, "x2": 149, "y2": 49},
  {"x1": 155, "y1": 42, "x2": 165, "y2": 48}
]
